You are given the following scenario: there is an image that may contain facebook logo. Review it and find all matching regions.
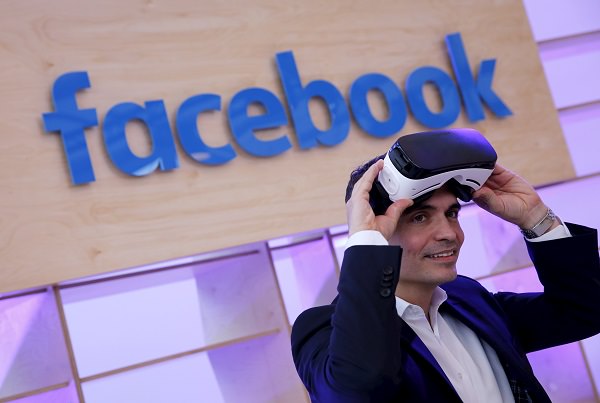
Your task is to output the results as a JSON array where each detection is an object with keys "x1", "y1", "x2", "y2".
[{"x1": 42, "y1": 32, "x2": 512, "y2": 185}]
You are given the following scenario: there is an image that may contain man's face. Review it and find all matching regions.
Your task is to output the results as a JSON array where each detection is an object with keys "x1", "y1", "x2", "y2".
[{"x1": 389, "y1": 187, "x2": 464, "y2": 289}]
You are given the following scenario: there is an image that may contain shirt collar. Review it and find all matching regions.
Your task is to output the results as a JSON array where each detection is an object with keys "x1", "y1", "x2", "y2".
[{"x1": 395, "y1": 287, "x2": 448, "y2": 319}]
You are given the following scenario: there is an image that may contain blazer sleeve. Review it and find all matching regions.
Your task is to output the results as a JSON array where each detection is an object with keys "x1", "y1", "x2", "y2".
[
  {"x1": 493, "y1": 223, "x2": 600, "y2": 353},
  {"x1": 291, "y1": 245, "x2": 404, "y2": 402}
]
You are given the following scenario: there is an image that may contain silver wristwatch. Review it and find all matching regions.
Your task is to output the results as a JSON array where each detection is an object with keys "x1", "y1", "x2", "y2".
[{"x1": 519, "y1": 208, "x2": 559, "y2": 239}]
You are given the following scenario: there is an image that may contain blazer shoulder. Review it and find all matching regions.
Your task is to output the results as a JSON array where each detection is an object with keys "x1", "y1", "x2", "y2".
[
  {"x1": 291, "y1": 304, "x2": 335, "y2": 346},
  {"x1": 442, "y1": 275, "x2": 488, "y2": 295}
]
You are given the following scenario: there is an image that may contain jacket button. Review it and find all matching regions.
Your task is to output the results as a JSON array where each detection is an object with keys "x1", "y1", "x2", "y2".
[
  {"x1": 380, "y1": 279, "x2": 393, "y2": 288},
  {"x1": 380, "y1": 288, "x2": 392, "y2": 298},
  {"x1": 382, "y1": 273, "x2": 394, "y2": 282},
  {"x1": 383, "y1": 265, "x2": 394, "y2": 275}
]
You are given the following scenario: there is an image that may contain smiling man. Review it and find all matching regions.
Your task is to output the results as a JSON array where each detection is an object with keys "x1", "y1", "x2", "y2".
[
  {"x1": 388, "y1": 185, "x2": 464, "y2": 316},
  {"x1": 291, "y1": 148, "x2": 600, "y2": 403}
]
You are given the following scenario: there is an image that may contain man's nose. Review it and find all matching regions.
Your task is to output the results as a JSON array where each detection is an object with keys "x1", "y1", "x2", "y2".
[{"x1": 433, "y1": 218, "x2": 457, "y2": 241}]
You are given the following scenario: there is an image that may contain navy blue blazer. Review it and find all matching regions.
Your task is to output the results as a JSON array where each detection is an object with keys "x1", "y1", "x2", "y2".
[{"x1": 291, "y1": 224, "x2": 600, "y2": 402}]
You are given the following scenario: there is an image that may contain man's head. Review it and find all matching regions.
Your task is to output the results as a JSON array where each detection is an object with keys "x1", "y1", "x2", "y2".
[
  {"x1": 390, "y1": 185, "x2": 464, "y2": 289},
  {"x1": 345, "y1": 158, "x2": 464, "y2": 289}
]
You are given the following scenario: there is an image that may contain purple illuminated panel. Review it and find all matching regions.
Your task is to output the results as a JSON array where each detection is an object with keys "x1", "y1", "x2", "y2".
[
  {"x1": 456, "y1": 204, "x2": 531, "y2": 279},
  {"x1": 523, "y1": 0, "x2": 600, "y2": 41},
  {"x1": 81, "y1": 352, "x2": 225, "y2": 403},
  {"x1": 270, "y1": 233, "x2": 338, "y2": 325},
  {"x1": 61, "y1": 269, "x2": 207, "y2": 378},
  {"x1": 458, "y1": 175, "x2": 600, "y2": 280},
  {"x1": 9, "y1": 383, "x2": 79, "y2": 403},
  {"x1": 478, "y1": 267, "x2": 542, "y2": 294},
  {"x1": 480, "y1": 268, "x2": 597, "y2": 402},
  {"x1": 61, "y1": 243, "x2": 285, "y2": 379},
  {"x1": 527, "y1": 343, "x2": 596, "y2": 403},
  {"x1": 560, "y1": 103, "x2": 600, "y2": 177},
  {"x1": 207, "y1": 331, "x2": 306, "y2": 402},
  {"x1": 330, "y1": 233, "x2": 348, "y2": 269},
  {"x1": 536, "y1": 175, "x2": 600, "y2": 246},
  {"x1": 581, "y1": 334, "x2": 600, "y2": 397},
  {"x1": 0, "y1": 290, "x2": 72, "y2": 400},
  {"x1": 539, "y1": 32, "x2": 600, "y2": 109},
  {"x1": 81, "y1": 332, "x2": 305, "y2": 403}
]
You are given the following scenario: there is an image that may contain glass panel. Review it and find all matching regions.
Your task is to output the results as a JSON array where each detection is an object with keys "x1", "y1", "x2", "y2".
[
  {"x1": 536, "y1": 174, "x2": 600, "y2": 243},
  {"x1": 81, "y1": 331, "x2": 306, "y2": 403},
  {"x1": 61, "y1": 243, "x2": 286, "y2": 378},
  {"x1": 560, "y1": 103, "x2": 600, "y2": 177},
  {"x1": 456, "y1": 204, "x2": 531, "y2": 279},
  {"x1": 523, "y1": 0, "x2": 600, "y2": 41},
  {"x1": 0, "y1": 290, "x2": 71, "y2": 399},
  {"x1": 539, "y1": 32, "x2": 600, "y2": 109},
  {"x1": 271, "y1": 234, "x2": 338, "y2": 325},
  {"x1": 527, "y1": 343, "x2": 596, "y2": 403},
  {"x1": 581, "y1": 333, "x2": 600, "y2": 396},
  {"x1": 478, "y1": 267, "x2": 543, "y2": 294},
  {"x1": 330, "y1": 233, "x2": 348, "y2": 269},
  {"x1": 81, "y1": 351, "x2": 225, "y2": 403},
  {"x1": 206, "y1": 331, "x2": 306, "y2": 403},
  {"x1": 480, "y1": 268, "x2": 597, "y2": 402},
  {"x1": 9, "y1": 382, "x2": 79, "y2": 403}
]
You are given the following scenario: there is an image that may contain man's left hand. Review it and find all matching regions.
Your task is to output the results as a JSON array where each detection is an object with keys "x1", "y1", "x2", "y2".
[{"x1": 471, "y1": 164, "x2": 551, "y2": 229}]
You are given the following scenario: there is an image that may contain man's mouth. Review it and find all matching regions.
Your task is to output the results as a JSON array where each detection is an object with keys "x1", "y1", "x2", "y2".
[{"x1": 425, "y1": 249, "x2": 457, "y2": 259}]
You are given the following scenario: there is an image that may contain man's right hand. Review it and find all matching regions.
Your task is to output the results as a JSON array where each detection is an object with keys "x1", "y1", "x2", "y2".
[{"x1": 346, "y1": 159, "x2": 414, "y2": 239}]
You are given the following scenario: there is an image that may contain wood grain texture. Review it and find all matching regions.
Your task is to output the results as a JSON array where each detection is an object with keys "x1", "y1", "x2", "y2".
[{"x1": 0, "y1": 0, "x2": 573, "y2": 292}]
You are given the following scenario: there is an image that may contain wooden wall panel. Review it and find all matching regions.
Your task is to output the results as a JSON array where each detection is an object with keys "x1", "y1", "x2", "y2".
[{"x1": 0, "y1": 0, "x2": 573, "y2": 292}]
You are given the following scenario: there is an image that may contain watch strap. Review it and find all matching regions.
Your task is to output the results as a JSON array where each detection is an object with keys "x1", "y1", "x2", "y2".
[{"x1": 520, "y1": 208, "x2": 558, "y2": 239}]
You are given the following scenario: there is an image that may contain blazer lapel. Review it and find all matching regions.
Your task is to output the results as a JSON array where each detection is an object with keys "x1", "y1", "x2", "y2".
[
  {"x1": 396, "y1": 317, "x2": 457, "y2": 390},
  {"x1": 440, "y1": 298, "x2": 532, "y2": 378}
]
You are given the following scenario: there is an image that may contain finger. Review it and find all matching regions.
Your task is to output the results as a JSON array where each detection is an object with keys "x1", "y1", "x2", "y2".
[
  {"x1": 384, "y1": 198, "x2": 413, "y2": 222},
  {"x1": 488, "y1": 163, "x2": 515, "y2": 185},
  {"x1": 492, "y1": 163, "x2": 505, "y2": 174},
  {"x1": 472, "y1": 187, "x2": 498, "y2": 212},
  {"x1": 352, "y1": 159, "x2": 383, "y2": 198}
]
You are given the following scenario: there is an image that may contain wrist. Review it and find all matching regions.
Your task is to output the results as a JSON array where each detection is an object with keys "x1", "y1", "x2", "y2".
[
  {"x1": 348, "y1": 223, "x2": 375, "y2": 237},
  {"x1": 519, "y1": 207, "x2": 562, "y2": 239},
  {"x1": 518, "y1": 204, "x2": 549, "y2": 229}
]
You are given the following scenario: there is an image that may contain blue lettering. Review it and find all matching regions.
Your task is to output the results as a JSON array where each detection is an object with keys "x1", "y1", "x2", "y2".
[
  {"x1": 228, "y1": 88, "x2": 291, "y2": 157},
  {"x1": 445, "y1": 32, "x2": 512, "y2": 121},
  {"x1": 276, "y1": 51, "x2": 350, "y2": 148},
  {"x1": 103, "y1": 101, "x2": 179, "y2": 176},
  {"x1": 42, "y1": 33, "x2": 513, "y2": 185},
  {"x1": 405, "y1": 66, "x2": 461, "y2": 128},
  {"x1": 176, "y1": 94, "x2": 236, "y2": 164},
  {"x1": 349, "y1": 73, "x2": 407, "y2": 138},
  {"x1": 42, "y1": 71, "x2": 98, "y2": 185}
]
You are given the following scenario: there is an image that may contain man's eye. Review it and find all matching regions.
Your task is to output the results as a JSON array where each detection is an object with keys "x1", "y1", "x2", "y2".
[
  {"x1": 413, "y1": 214, "x2": 427, "y2": 223},
  {"x1": 447, "y1": 210, "x2": 460, "y2": 219}
]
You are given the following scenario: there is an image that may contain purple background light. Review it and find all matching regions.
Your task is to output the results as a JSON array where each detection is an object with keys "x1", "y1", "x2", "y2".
[{"x1": 1, "y1": 1, "x2": 600, "y2": 401}]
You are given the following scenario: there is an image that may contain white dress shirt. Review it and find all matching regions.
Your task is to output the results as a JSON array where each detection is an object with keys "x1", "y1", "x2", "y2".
[{"x1": 396, "y1": 288, "x2": 513, "y2": 402}]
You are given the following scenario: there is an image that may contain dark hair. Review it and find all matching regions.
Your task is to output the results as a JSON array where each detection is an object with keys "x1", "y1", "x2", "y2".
[{"x1": 344, "y1": 154, "x2": 384, "y2": 203}]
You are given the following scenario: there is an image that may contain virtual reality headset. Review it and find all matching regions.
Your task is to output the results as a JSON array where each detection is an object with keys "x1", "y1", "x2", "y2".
[{"x1": 369, "y1": 128, "x2": 497, "y2": 215}]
